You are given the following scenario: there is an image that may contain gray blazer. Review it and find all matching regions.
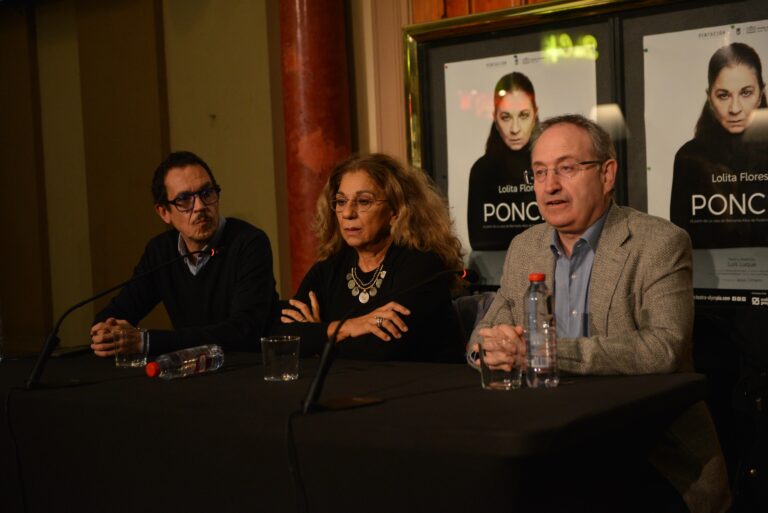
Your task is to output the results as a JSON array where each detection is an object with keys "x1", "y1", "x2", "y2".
[{"x1": 470, "y1": 204, "x2": 730, "y2": 513}]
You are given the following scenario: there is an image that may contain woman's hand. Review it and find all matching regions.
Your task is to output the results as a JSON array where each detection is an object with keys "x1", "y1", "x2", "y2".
[
  {"x1": 281, "y1": 291, "x2": 322, "y2": 324},
  {"x1": 327, "y1": 301, "x2": 411, "y2": 342}
]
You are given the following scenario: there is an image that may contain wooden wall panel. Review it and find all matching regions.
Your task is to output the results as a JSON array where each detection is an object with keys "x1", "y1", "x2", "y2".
[
  {"x1": 36, "y1": 0, "x2": 96, "y2": 348},
  {"x1": 75, "y1": 0, "x2": 170, "y2": 317},
  {"x1": 0, "y1": 5, "x2": 52, "y2": 355},
  {"x1": 471, "y1": 0, "x2": 522, "y2": 14},
  {"x1": 412, "y1": 0, "x2": 547, "y2": 22},
  {"x1": 446, "y1": 0, "x2": 470, "y2": 18},
  {"x1": 412, "y1": 0, "x2": 444, "y2": 23}
]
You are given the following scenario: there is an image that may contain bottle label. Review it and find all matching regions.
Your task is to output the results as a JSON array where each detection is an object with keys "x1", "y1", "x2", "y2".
[{"x1": 528, "y1": 333, "x2": 551, "y2": 368}]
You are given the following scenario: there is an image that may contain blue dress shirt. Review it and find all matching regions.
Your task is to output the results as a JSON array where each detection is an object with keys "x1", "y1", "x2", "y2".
[{"x1": 549, "y1": 206, "x2": 610, "y2": 338}]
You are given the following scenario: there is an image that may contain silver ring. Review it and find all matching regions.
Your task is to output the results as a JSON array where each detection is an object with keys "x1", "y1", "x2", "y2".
[{"x1": 375, "y1": 316, "x2": 383, "y2": 328}]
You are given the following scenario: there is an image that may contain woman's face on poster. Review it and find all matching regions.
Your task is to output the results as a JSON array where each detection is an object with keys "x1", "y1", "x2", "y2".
[
  {"x1": 708, "y1": 63, "x2": 764, "y2": 134},
  {"x1": 494, "y1": 89, "x2": 537, "y2": 151}
]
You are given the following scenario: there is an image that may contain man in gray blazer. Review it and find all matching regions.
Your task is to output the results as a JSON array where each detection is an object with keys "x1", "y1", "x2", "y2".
[{"x1": 469, "y1": 114, "x2": 729, "y2": 513}]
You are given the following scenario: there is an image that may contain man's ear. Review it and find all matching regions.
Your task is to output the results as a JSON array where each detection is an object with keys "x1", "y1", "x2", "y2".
[
  {"x1": 602, "y1": 159, "x2": 618, "y2": 194},
  {"x1": 155, "y1": 203, "x2": 172, "y2": 225}
]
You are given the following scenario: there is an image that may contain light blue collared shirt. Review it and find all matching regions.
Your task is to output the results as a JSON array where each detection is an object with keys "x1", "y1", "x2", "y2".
[
  {"x1": 178, "y1": 216, "x2": 226, "y2": 275},
  {"x1": 549, "y1": 205, "x2": 610, "y2": 338}
]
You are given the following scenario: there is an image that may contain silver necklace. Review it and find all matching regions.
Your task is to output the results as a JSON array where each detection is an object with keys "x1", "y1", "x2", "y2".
[{"x1": 347, "y1": 264, "x2": 386, "y2": 304}]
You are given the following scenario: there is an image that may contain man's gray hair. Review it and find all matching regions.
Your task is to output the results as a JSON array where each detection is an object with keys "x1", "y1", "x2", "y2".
[{"x1": 530, "y1": 114, "x2": 617, "y2": 162}]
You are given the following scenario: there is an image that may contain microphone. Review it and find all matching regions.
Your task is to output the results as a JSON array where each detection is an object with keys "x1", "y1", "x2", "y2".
[
  {"x1": 460, "y1": 268, "x2": 479, "y2": 283},
  {"x1": 301, "y1": 267, "x2": 465, "y2": 414},
  {"x1": 25, "y1": 246, "x2": 222, "y2": 390}
]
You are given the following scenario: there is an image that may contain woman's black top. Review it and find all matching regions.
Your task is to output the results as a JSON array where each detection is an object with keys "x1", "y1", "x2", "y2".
[
  {"x1": 279, "y1": 244, "x2": 464, "y2": 362},
  {"x1": 467, "y1": 141, "x2": 539, "y2": 251}
]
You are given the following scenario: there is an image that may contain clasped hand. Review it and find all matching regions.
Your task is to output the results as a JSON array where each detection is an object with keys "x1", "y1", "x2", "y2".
[
  {"x1": 89, "y1": 317, "x2": 136, "y2": 357},
  {"x1": 471, "y1": 324, "x2": 526, "y2": 371},
  {"x1": 281, "y1": 291, "x2": 410, "y2": 342}
]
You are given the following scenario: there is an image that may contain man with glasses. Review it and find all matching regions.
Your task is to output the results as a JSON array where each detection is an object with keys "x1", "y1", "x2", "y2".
[
  {"x1": 90, "y1": 151, "x2": 278, "y2": 357},
  {"x1": 469, "y1": 115, "x2": 729, "y2": 512}
]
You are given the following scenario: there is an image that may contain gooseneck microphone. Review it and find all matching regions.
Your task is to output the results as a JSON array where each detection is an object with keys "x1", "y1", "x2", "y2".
[
  {"x1": 460, "y1": 268, "x2": 480, "y2": 284},
  {"x1": 25, "y1": 246, "x2": 222, "y2": 390},
  {"x1": 300, "y1": 267, "x2": 474, "y2": 414}
]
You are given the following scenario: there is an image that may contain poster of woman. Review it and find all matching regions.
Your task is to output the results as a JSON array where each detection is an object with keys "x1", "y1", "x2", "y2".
[
  {"x1": 467, "y1": 71, "x2": 539, "y2": 251},
  {"x1": 644, "y1": 20, "x2": 768, "y2": 299},
  {"x1": 444, "y1": 48, "x2": 597, "y2": 280},
  {"x1": 670, "y1": 42, "x2": 768, "y2": 248}
]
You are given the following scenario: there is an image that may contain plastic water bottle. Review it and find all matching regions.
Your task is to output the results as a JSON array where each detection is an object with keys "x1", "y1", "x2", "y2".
[
  {"x1": 524, "y1": 273, "x2": 559, "y2": 388},
  {"x1": 145, "y1": 344, "x2": 224, "y2": 380}
]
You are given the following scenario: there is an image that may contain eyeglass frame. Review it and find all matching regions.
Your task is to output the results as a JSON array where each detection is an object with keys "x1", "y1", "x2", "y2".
[
  {"x1": 330, "y1": 194, "x2": 389, "y2": 213},
  {"x1": 524, "y1": 160, "x2": 605, "y2": 185},
  {"x1": 164, "y1": 185, "x2": 222, "y2": 213}
]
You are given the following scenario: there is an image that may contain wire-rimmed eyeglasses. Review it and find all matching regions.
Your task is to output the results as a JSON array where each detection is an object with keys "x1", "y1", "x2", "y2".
[
  {"x1": 524, "y1": 160, "x2": 604, "y2": 184},
  {"x1": 330, "y1": 194, "x2": 388, "y2": 213}
]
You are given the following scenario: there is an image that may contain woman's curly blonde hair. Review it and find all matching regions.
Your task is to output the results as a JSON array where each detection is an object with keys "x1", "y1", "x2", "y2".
[{"x1": 313, "y1": 153, "x2": 463, "y2": 273}]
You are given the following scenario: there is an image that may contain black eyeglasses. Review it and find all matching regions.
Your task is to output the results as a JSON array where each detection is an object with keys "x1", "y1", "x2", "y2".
[
  {"x1": 525, "y1": 160, "x2": 604, "y2": 184},
  {"x1": 330, "y1": 194, "x2": 387, "y2": 213},
  {"x1": 166, "y1": 186, "x2": 221, "y2": 213}
]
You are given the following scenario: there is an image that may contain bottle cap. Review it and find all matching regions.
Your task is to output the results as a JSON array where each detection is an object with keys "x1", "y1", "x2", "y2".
[
  {"x1": 145, "y1": 362, "x2": 160, "y2": 378},
  {"x1": 528, "y1": 272, "x2": 545, "y2": 282}
]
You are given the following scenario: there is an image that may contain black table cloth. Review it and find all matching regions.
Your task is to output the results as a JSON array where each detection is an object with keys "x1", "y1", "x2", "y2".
[{"x1": 1, "y1": 352, "x2": 704, "y2": 512}]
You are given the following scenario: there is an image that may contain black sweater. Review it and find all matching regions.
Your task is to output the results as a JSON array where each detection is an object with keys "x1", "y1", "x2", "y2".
[
  {"x1": 278, "y1": 244, "x2": 464, "y2": 362},
  {"x1": 93, "y1": 218, "x2": 279, "y2": 355}
]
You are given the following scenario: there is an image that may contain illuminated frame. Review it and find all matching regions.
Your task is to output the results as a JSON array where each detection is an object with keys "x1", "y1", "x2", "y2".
[
  {"x1": 404, "y1": 0, "x2": 768, "y2": 301},
  {"x1": 402, "y1": 0, "x2": 683, "y2": 200}
]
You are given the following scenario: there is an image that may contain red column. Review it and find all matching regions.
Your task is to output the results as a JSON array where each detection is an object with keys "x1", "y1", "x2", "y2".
[{"x1": 280, "y1": 0, "x2": 352, "y2": 292}]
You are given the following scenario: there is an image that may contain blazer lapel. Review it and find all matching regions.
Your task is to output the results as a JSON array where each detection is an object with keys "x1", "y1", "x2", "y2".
[{"x1": 589, "y1": 205, "x2": 630, "y2": 335}]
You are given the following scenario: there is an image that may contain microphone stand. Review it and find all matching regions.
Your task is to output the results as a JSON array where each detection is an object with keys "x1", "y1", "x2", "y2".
[
  {"x1": 25, "y1": 247, "x2": 218, "y2": 390},
  {"x1": 300, "y1": 267, "x2": 465, "y2": 414},
  {"x1": 300, "y1": 309, "x2": 378, "y2": 414}
]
